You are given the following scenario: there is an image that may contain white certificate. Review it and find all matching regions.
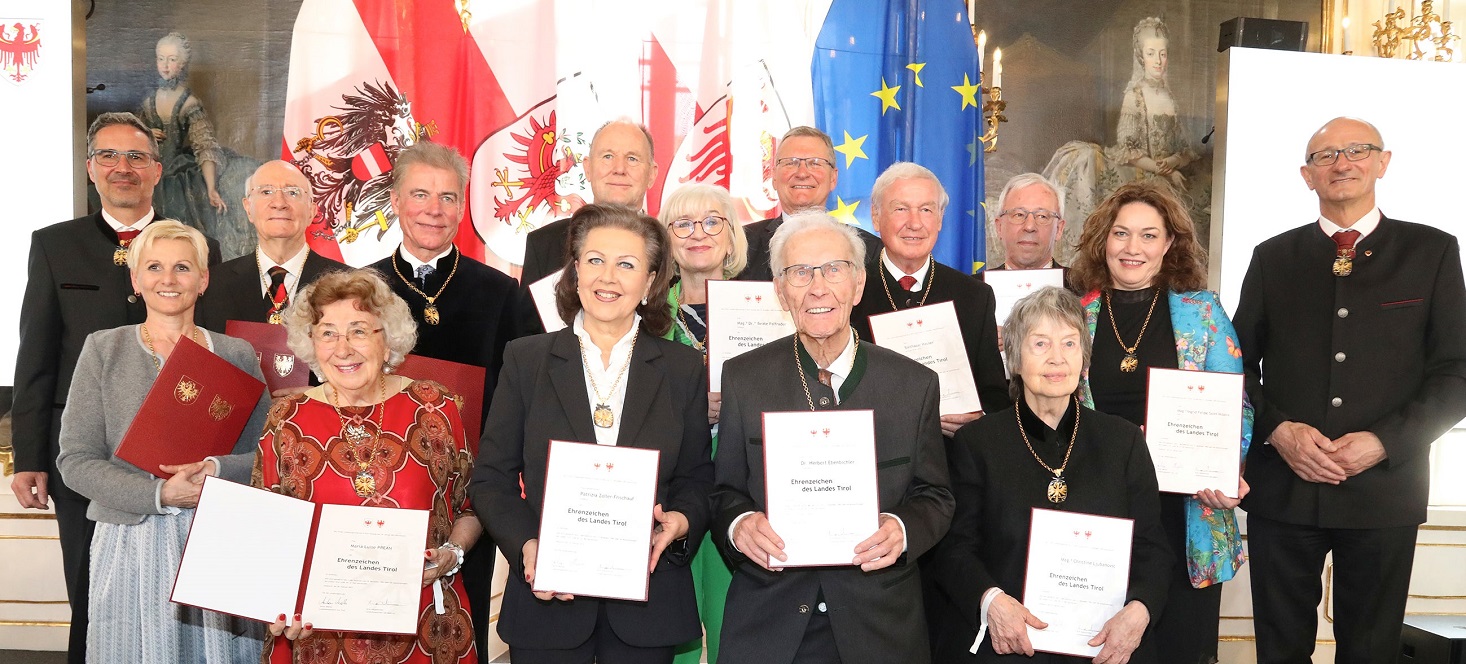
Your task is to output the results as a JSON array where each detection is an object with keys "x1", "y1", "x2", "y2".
[
  {"x1": 172, "y1": 477, "x2": 429, "y2": 635},
  {"x1": 866, "y1": 301, "x2": 982, "y2": 415},
  {"x1": 299, "y1": 504, "x2": 430, "y2": 634},
  {"x1": 529, "y1": 268, "x2": 567, "y2": 332},
  {"x1": 534, "y1": 440, "x2": 660, "y2": 601},
  {"x1": 706, "y1": 280, "x2": 796, "y2": 391},
  {"x1": 984, "y1": 268, "x2": 1066, "y2": 328},
  {"x1": 1143, "y1": 368, "x2": 1245, "y2": 496},
  {"x1": 762, "y1": 410, "x2": 879, "y2": 567},
  {"x1": 1023, "y1": 508, "x2": 1134, "y2": 658}
]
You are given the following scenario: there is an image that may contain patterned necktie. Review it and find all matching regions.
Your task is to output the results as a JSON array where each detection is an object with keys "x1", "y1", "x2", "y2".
[
  {"x1": 415, "y1": 263, "x2": 435, "y2": 287},
  {"x1": 818, "y1": 369, "x2": 834, "y2": 387},
  {"x1": 898, "y1": 275, "x2": 918, "y2": 291},
  {"x1": 1332, "y1": 229, "x2": 1361, "y2": 277},
  {"x1": 267, "y1": 266, "x2": 289, "y2": 310}
]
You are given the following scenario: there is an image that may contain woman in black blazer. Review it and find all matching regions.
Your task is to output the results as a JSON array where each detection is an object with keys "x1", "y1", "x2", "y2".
[
  {"x1": 931, "y1": 286, "x2": 1171, "y2": 664},
  {"x1": 470, "y1": 205, "x2": 713, "y2": 664}
]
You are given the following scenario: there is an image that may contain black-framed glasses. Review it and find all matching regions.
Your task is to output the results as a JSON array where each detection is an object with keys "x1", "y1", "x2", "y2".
[
  {"x1": 999, "y1": 207, "x2": 1059, "y2": 226},
  {"x1": 249, "y1": 185, "x2": 308, "y2": 201},
  {"x1": 779, "y1": 259, "x2": 855, "y2": 287},
  {"x1": 1306, "y1": 143, "x2": 1382, "y2": 167},
  {"x1": 89, "y1": 149, "x2": 158, "y2": 168},
  {"x1": 774, "y1": 156, "x2": 835, "y2": 171},
  {"x1": 668, "y1": 215, "x2": 727, "y2": 238}
]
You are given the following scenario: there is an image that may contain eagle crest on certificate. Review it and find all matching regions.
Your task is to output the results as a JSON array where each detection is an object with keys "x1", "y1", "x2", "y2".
[{"x1": 174, "y1": 376, "x2": 200, "y2": 404}]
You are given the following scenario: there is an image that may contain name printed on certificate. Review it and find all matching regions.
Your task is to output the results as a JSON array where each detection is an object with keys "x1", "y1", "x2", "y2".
[
  {"x1": 1143, "y1": 368, "x2": 1244, "y2": 496},
  {"x1": 529, "y1": 269, "x2": 567, "y2": 332},
  {"x1": 1023, "y1": 508, "x2": 1134, "y2": 658},
  {"x1": 706, "y1": 280, "x2": 796, "y2": 391},
  {"x1": 762, "y1": 410, "x2": 879, "y2": 567},
  {"x1": 172, "y1": 476, "x2": 429, "y2": 635},
  {"x1": 984, "y1": 268, "x2": 1066, "y2": 328},
  {"x1": 867, "y1": 301, "x2": 982, "y2": 415},
  {"x1": 534, "y1": 440, "x2": 660, "y2": 601}
]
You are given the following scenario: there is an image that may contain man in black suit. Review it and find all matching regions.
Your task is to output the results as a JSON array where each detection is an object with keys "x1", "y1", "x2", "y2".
[
  {"x1": 196, "y1": 160, "x2": 346, "y2": 335},
  {"x1": 985, "y1": 173, "x2": 1069, "y2": 275},
  {"x1": 737, "y1": 126, "x2": 883, "y2": 281},
  {"x1": 519, "y1": 119, "x2": 658, "y2": 289},
  {"x1": 851, "y1": 162, "x2": 1010, "y2": 435},
  {"x1": 368, "y1": 141, "x2": 522, "y2": 658},
  {"x1": 11, "y1": 112, "x2": 221, "y2": 664},
  {"x1": 714, "y1": 213, "x2": 953, "y2": 664},
  {"x1": 1234, "y1": 117, "x2": 1466, "y2": 664}
]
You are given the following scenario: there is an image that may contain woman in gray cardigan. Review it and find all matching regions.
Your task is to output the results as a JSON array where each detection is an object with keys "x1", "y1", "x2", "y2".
[{"x1": 56, "y1": 220, "x2": 270, "y2": 663}]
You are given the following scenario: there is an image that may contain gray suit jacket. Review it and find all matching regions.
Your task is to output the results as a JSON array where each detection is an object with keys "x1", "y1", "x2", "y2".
[
  {"x1": 713, "y1": 334, "x2": 953, "y2": 664},
  {"x1": 56, "y1": 327, "x2": 270, "y2": 525}
]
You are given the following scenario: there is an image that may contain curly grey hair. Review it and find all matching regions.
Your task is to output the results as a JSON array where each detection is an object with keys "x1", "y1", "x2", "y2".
[
  {"x1": 283, "y1": 269, "x2": 417, "y2": 376},
  {"x1": 1003, "y1": 286, "x2": 1091, "y2": 402}
]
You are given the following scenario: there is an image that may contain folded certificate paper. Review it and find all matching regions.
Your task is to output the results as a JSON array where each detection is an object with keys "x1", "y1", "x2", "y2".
[
  {"x1": 534, "y1": 440, "x2": 660, "y2": 601},
  {"x1": 867, "y1": 301, "x2": 982, "y2": 415},
  {"x1": 1022, "y1": 508, "x2": 1133, "y2": 658},
  {"x1": 706, "y1": 280, "x2": 796, "y2": 391},
  {"x1": 984, "y1": 268, "x2": 1066, "y2": 328},
  {"x1": 115, "y1": 336, "x2": 265, "y2": 479},
  {"x1": 762, "y1": 410, "x2": 879, "y2": 567},
  {"x1": 529, "y1": 269, "x2": 567, "y2": 333},
  {"x1": 171, "y1": 476, "x2": 429, "y2": 635},
  {"x1": 1143, "y1": 368, "x2": 1244, "y2": 496}
]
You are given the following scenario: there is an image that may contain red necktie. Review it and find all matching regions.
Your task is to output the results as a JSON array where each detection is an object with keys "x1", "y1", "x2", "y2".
[
  {"x1": 1333, "y1": 229, "x2": 1360, "y2": 252},
  {"x1": 267, "y1": 266, "x2": 289, "y2": 310},
  {"x1": 117, "y1": 229, "x2": 140, "y2": 245},
  {"x1": 898, "y1": 275, "x2": 917, "y2": 291}
]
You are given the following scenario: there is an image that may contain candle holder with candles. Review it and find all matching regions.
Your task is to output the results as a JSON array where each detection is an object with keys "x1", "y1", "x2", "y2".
[
  {"x1": 1372, "y1": 0, "x2": 1460, "y2": 61},
  {"x1": 970, "y1": 26, "x2": 1007, "y2": 153}
]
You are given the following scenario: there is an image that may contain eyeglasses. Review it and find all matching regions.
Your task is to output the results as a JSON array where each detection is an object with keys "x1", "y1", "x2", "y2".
[
  {"x1": 89, "y1": 149, "x2": 158, "y2": 168},
  {"x1": 779, "y1": 259, "x2": 856, "y2": 287},
  {"x1": 775, "y1": 156, "x2": 835, "y2": 171},
  {"x1": 999, "y1": 208, "x2": 1060, "y2": 226},
  {"x1": 668, "y1": 215, "x2": 727, "y2": 238},
  {"x1": 313, "y1": 327, "x2": 383, "y2": 347},
  {"x1": 1305, "y1": 143, "x2": 1382, "y2": 167},
  {"x1": 249, "y1": 185, "x2": 308, "y2": 201}
]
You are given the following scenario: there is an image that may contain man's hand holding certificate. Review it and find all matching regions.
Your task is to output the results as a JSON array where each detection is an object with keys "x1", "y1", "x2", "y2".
[
  {"x1": 759, "y1": 411, "x2": 880, "y2": 568},
  {"x1": 1144, "y1": 368, "x2": 1245, "y2": 496},
  {"x1": 707, "y1": 281, "x2": 796, "y2": 390}
]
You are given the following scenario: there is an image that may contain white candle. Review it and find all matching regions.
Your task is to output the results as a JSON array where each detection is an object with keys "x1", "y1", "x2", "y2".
[
  {"x1": 968, "y1": 0, "x2": 976, "y2": 24},
  {"x1": 977, "y1": 30, "x2": 988, "y2": 79},
  {"x1": 993, "y1": 48, "x2": 1003, "y2": 88},
  {"x1": 1342, "y1": 16, "x2": 1353, "y2": 52}
]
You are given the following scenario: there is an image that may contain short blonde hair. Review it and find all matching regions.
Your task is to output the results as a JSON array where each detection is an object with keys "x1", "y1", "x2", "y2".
[
  {"x1": 128, "y1": 219, "x2": 210, "y2": 275},
  {"x1": 658, "y1": 183, "x2": 748, "y2": 279},
  {"x1": 284, "y1": 269, "x2": 418, "y2": 374}
]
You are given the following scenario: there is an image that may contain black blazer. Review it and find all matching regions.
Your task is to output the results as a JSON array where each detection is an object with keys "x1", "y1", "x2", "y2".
[
  {"x1": 713, "y1": 336, "x2": 953, "y2": 664},
  {"x1": 929, "y1": 403, "x2": 1170, "y2": 663},
  {"x1": 852, "y1": 259, "x2": 1012, "y2": 414},
  {"x1": 195, "y1": 250, "x2": 347, "y2": 330},
  {"x1": 469, "y1": 328, "x2": 713, "y2": 649},
  {"x1": 368, "y1": 247, "x2": 523, "y2": 428},
  {"x1": 12, "y1": 213, "x2": 221, "y2": 492},
  {"x1": 1234, "y1": 216, "x2": 1466, "y2": 529},
  {"x1": 737, "y1": 214, "x2": 886, "y2": 281}
]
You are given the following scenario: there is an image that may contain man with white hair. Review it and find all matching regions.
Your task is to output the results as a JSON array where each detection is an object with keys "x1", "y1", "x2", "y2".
[
  {"x1": 851, "y1": 161, "x2": 1011, "y2": 434},
  {"x1": 987, "y1": 173, "x2": 1069, "y2": 275},
  {"x1": 714, "y1": 213, "x2": 952, "y2": 664}
]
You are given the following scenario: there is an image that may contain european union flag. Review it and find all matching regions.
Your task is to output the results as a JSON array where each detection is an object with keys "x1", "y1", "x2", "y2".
[{"x1": 812, "y1": 0, "x2": 986, "y2": 272}]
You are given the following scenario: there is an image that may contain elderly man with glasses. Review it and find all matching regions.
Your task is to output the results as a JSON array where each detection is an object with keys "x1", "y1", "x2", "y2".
[
  {"x1": 12, "y1": 112, "x2": 223, "y2": 664},
  {"x1": 987, "y1": 173, "x2": 1071, "y2": 278},
  {"x1": 737, "y1": 126, "x2": 884, "y2": 281},
  {"x1": 714, "y1": 213, "x2": 953, "y2": 664},
  {"x1": 197, "y1": 160, "x2": 346, "y2": 336},
  {"x1": 1235, "y1": 116, "x2": 1466, "y2": 664}
]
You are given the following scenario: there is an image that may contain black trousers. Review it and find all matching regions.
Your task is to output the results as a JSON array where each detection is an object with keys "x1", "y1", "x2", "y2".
[
  {"x1": 460, "y1": 538, "x2": 495, "y2": 659},
  {"x1": 1247, "y1": 512, "x2": 1418, "y2": 664},
  {"x1": 508, "y1": 602, "x2": 674, "y2": 664},
  {"x1": 53, "y1": 490, "x2": 94, "y2": 664},
  {"x1": 1153, "y1": 493, "x2": 1223, "y2": 664}
]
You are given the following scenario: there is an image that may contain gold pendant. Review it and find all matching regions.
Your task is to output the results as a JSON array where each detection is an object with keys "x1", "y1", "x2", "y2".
[
  {"x1": 353, "y1": 469, "x2": 377, "y2": 498},
  {"x1": 1120, "y1": 354, "x2": 1139, "y2": 373},
  {"x1": 592, "y1": 404, "x2": 615, "y2": 429},
  {"x1": 268, "y1": 310, "x2": 284, "y2": 325},
  {"x1": 1047, "y1": 476, "x2": 1068, "y2": 503},
  {"x1": 1333, "y1": 255, "x2": 1353, "y2": 277},
  {"x1": 113, "y1": 246, "x2": 129, "y2": 266},
  {"x1": 424, "y1": 303, "x2": 441, "y2": 325}
]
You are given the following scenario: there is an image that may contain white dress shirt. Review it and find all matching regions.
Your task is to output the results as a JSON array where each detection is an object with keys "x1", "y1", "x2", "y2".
[
  {"x1": 256, "y1": 244, "x2": 311, "y2": 300},
  {"x1": 881, "y1": 250, "x2": 932, "y2": 291},
  {"x1": 572, "y1": 311, "x2": 640, "y2": 446},
  {"x1": 399, "y1": 244, "x2": 455, "y2": 274},
  {"x1": 102, "y1": 208, "x2": 156, "y2": 235},
  {"x1": 1319, "y1": 207, "x2": 1381, "y2": 241}
]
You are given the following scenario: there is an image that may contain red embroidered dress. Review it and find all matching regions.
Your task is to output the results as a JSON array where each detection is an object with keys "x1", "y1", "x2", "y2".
[{"x1": 255, "y1": 380, "x2": 477, "y2": 664}]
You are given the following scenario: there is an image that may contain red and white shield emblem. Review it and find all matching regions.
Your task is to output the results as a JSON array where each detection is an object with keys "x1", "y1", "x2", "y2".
[{"x1": 0, "y1": 19, "x2": 42, "y2": 85}]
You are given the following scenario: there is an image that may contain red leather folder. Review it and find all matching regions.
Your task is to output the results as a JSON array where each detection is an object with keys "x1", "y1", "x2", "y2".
[
  {"x1": 115, "y1": 336, "x2": 266, "y2": 478},
  {"x1": 225, "y1": 320, "x2": 311, "y2": 392},
  {"x1": 394, "y1": 354, "x2": 487, "y2": 454}
]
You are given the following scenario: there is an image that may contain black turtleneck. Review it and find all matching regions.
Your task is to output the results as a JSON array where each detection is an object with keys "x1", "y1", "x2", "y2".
[{"x1": 1090, "y1": 287, "x2": 1177, "y2": 427}]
